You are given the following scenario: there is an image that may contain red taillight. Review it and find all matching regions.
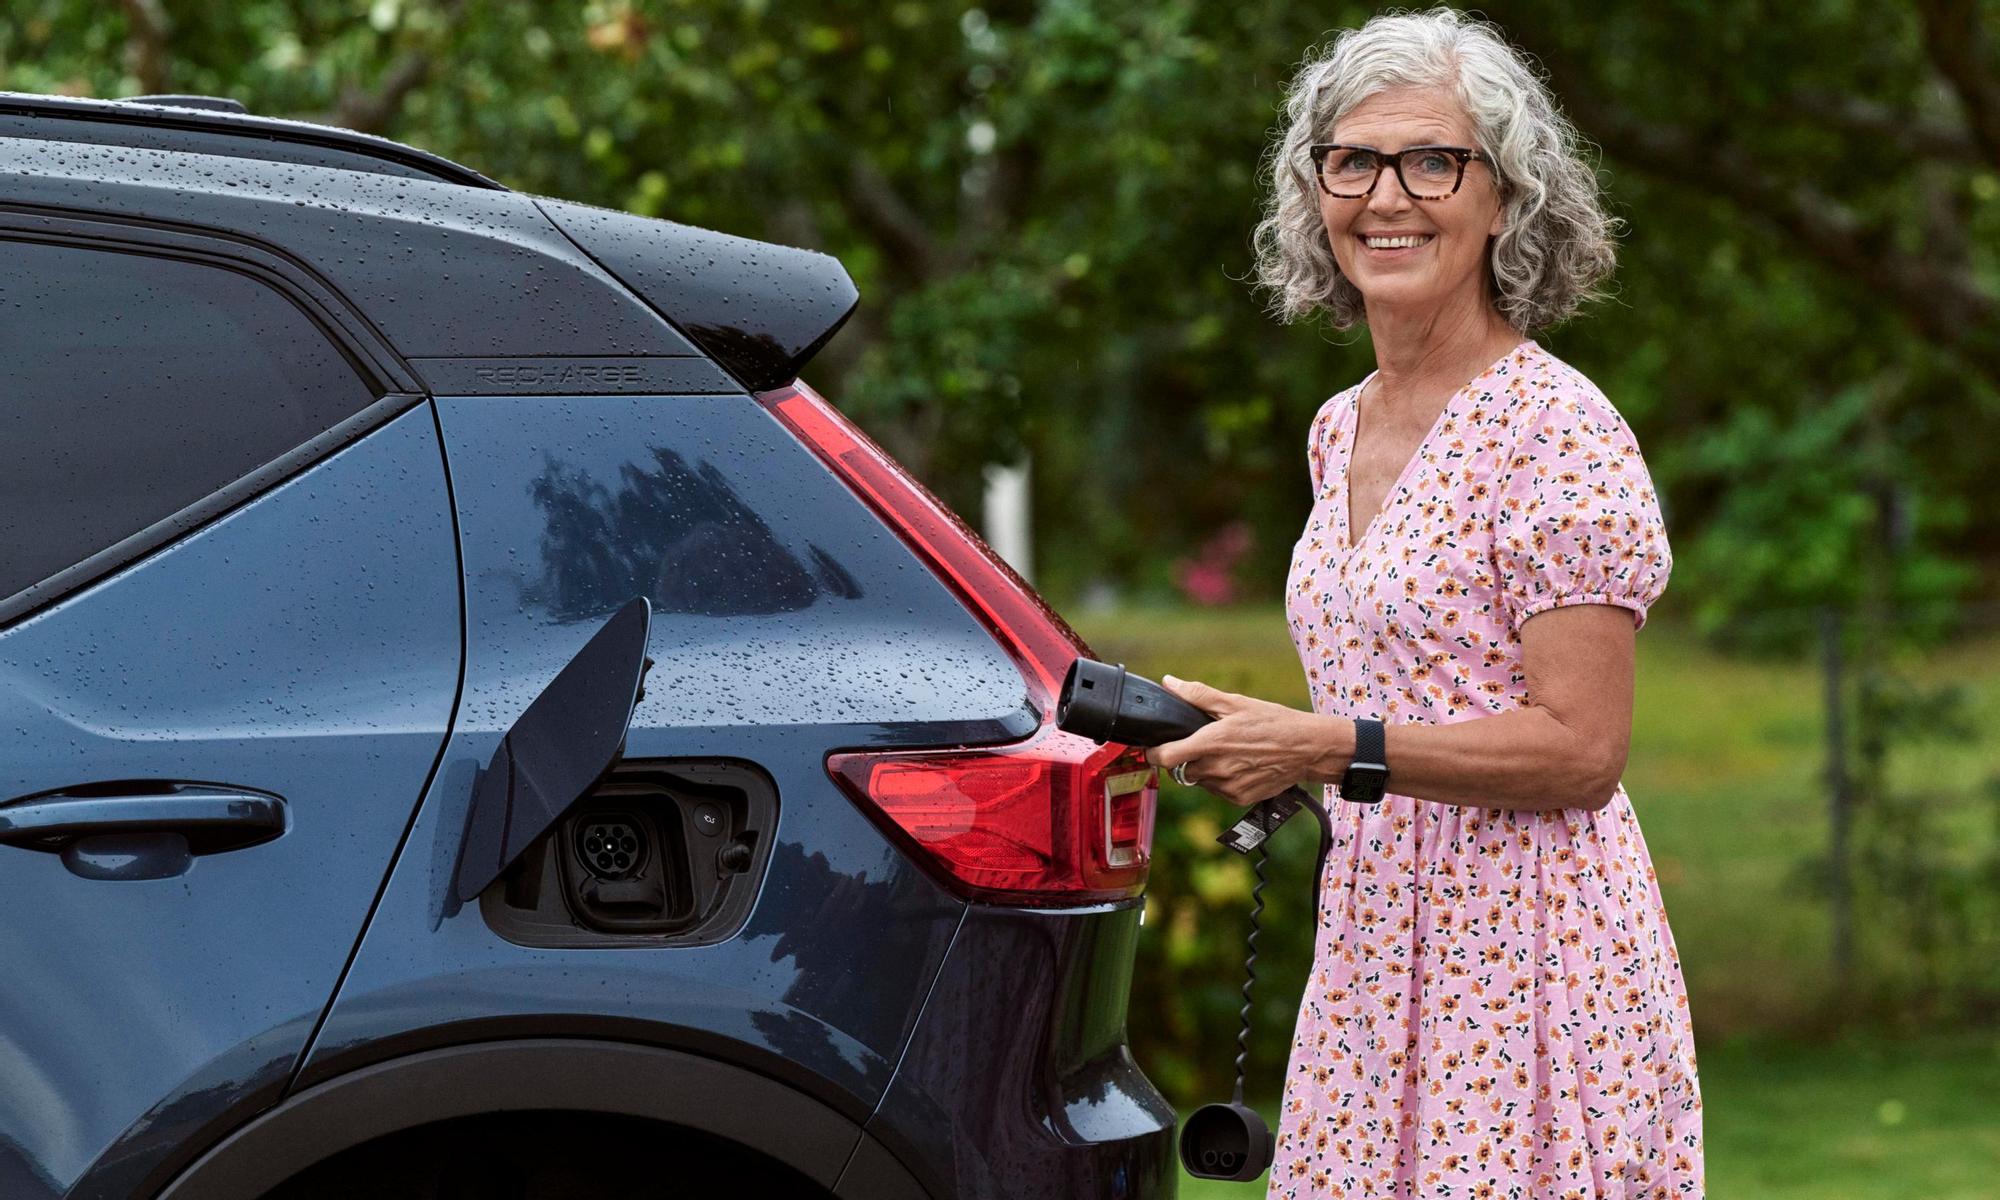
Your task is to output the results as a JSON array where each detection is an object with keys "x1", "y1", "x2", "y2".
[
  {"x1": 757, "y1": 380, "x2": 1157, "y2": 905},
  {"x1": 756, "y1": 380, "x2": 1087, "y2": 712},
  {"x1": 825, "y1": 730, "x2": 1155, "y2": 903}
]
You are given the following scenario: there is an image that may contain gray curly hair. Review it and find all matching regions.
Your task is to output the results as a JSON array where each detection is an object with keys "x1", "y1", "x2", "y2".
[{"x1": 1251, "y1": 7, "x2": 1617, "y2": 332}]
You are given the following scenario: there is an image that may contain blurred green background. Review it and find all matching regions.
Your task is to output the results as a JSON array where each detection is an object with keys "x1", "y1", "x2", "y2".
[{"x1": 7, "y1": 1, "x2": 1997, "y2": 1193}]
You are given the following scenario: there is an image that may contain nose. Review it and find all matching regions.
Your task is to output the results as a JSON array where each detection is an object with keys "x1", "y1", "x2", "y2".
[{"x1": 1366, "y1": 165, "x2": 1416, "y2": 215}]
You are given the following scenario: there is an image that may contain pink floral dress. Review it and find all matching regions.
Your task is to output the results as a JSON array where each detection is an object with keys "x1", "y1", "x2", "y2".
[{"x1": 1273, "y1": 340, "x2": 1704, "y2": 1198}]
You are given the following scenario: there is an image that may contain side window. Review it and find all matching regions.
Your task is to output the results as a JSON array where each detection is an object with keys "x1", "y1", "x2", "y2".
[{"x1": 0, "y1": 238, "x2": 378, "y2": 608}]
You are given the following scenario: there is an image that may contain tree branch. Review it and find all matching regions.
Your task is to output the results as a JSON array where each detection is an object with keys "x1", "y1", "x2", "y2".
[
  {"x1": 957, "y1": 140, "x2": 1040, "y2": 249},
  {"x1": 1510, "y1": 30, "x2": 2000, "y2": 386},
  {"x1": 119, "y1": 0, "x2": 171, "y2": 94},
  {"x1": 1914, "y1": 0, "x2": 2000, "y2": 170},
  {"x1": 329, "y1": 51, "x2": 433, "y2": 134},
  {"x1": 1583, "y1": 98, "x2": 1999, "y2": 375},
  {"x1": 840, "y1": 151, "x2": 946, "y2": 281},
  {"x1": 1790, "y1": 90, "x2": 1981, "y2": 165},
  {"x1": 1918, "y1": 159, "x2": 1972, "y2": 269},
  {"x1": 311, "y1": 0, "x2": 466, "y2": 135}
]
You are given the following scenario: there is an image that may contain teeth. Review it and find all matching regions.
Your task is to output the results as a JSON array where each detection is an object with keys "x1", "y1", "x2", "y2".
[{"x1": 1364, "y1": 234, "x2": 1431, "y2": 249}]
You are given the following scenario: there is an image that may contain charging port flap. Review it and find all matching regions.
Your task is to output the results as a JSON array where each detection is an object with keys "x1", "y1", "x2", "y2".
[{"x1": 453, "y1": 596, "x2": 653, "y2": 902}]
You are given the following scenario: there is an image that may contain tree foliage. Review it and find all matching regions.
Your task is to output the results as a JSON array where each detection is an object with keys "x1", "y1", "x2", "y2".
[
  {"x1": 6, "y1": 0, "x2": 1999, "y2": 1099},
  {"x1": 6, "y1": 1, "x2": 1995, "y2": 622}
]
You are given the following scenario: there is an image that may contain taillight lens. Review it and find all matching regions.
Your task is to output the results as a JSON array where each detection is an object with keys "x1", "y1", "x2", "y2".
[
  {"x1": 758, "y1": 380, "x2": 1157, "y2": 905},
  {"x1": 825, "y1": 730, "x2": 1155, "y2": 903}
]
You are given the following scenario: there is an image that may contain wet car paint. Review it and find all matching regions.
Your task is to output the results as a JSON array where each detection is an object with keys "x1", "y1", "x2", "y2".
[
  {"x1": 0, "y1": 409, "x2": 458, "y2": 1199},
  {"x1": 295, "y1": 393, "x2": 1027, "y2": 1112},
  {"x1": 5, "y1": 100, "x2": 1176, "y2": 1197}
]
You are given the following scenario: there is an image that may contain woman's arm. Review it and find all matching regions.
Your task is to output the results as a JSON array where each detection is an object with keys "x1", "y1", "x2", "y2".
[{"x1": 1143, "y1": 602, "x2": 1637, "y2": 813}]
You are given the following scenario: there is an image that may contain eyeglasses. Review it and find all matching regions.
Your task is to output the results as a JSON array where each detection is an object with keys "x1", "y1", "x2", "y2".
[{"x1": 1307, "y1": 143, "x2": 1491, "y2": 200}]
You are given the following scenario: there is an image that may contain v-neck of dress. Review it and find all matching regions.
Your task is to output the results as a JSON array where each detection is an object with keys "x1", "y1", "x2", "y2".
[{"x1": 1337, "y1": 340, "x2": 1535, "y2": 552}]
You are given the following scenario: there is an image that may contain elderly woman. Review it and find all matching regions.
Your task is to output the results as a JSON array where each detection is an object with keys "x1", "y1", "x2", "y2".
[{"x1": 1145, "y1": 9, "x2": 1704, "y2": 1198}]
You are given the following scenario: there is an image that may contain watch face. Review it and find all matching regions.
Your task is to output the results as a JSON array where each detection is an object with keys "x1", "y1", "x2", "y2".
[{"x1": 1343, "y1": 765, "x2": 1388, "y2": 804}]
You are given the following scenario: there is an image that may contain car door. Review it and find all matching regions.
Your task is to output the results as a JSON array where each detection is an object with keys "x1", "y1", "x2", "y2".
[{"x1": 0, "y1": 228, "x2": 459, "y2": 1199}]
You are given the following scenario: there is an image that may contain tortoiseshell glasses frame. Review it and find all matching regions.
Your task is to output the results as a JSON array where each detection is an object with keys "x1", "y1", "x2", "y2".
[{"x1": 1307, "y1": 143, "x2": 1492, "y2": 200}]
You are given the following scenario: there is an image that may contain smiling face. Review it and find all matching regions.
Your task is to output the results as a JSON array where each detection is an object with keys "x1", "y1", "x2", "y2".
[{"x1": 1320, "y1": 84, "x2": 1505, "y2": 321}]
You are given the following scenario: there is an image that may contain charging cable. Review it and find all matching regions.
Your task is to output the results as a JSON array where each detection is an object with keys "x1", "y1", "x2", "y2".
[{"x1": 1056, "y1": 658, "x2": 1337, "y2": 1182}]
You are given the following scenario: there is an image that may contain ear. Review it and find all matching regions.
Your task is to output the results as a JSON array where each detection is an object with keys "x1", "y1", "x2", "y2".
[{"x1": 1488, "y1": 198, "x2": 1506, "y2": 239}]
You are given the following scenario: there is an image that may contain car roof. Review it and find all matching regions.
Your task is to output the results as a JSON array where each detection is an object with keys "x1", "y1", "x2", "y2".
[
  {"x1": 0, "y1": 92, "x2": 502, "y2": 189},
  {"x1": 0, "y1": 93, "x2": 858, "y2": 393}
]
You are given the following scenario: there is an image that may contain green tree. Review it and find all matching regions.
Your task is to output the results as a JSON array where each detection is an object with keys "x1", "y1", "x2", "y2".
[{"x1": 8, "y1": 0, "x2": 1999, "y2": 1096}]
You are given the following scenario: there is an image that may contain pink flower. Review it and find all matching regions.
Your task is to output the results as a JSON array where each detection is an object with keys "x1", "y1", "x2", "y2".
[{"x1": 1172, "y1": 520, "x2": 1255, "y2": 606}]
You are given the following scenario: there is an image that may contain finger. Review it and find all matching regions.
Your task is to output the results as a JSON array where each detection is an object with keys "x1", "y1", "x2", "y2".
[
  {"x1": 1162, "y1": 674, "x2": 1235, "y2": 717},
  {"x1": 1218, "y1": 778, "x2": 1259, "y2": 807},
  {"x1": 1144, "y1": 729, "x2": 1211, "y2": 771}
]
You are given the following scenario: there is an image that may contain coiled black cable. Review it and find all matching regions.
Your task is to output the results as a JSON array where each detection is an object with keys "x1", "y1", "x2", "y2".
[
  {"x1": 1228, "y1": 790, "x2": 1335, "y2": 1105},
  {"x1": 1232, "y1": 845, "x2": 1267, "y2": 1102},
  {"x1": 1049, "y1": 659, "x2": 1360, "y2": 1180}
]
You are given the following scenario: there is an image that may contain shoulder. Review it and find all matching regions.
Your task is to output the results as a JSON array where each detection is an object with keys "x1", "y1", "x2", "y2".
[
  {"x1": 1309, "y1": 377, "x2": 1365, "y2": 442},
  {"x1": 1499, "y1": 343, "x2": 1646, "y2": 468},
  {"x1": 1305, "y1": 377, "x2": 1366, "y2": 477}
]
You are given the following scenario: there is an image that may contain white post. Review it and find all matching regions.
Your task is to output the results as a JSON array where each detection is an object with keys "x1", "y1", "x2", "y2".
[{"x1": 982, "y1": 456, "x2": 1033, "y2": 584}]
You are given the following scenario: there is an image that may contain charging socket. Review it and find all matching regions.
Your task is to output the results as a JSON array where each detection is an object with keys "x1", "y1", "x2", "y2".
[
  {"x1": 558, "y1": 805, "x2": 690, "y2": 931},
  {"x1": 478, "y1": 759, "x2": 775, "y2": 947}
]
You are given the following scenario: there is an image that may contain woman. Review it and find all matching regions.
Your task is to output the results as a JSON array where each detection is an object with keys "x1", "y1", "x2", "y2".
[{"x1": 1145, "y1": 9, "x2": 1704, "y2": 1198}]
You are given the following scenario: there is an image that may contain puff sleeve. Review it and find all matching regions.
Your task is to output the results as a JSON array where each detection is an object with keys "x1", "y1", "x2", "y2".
[
  {"x1": 1305, "y1": 391, "x2": 1347, "y2": 501},
  {"x1": 1491, "y1": 385, "x2": 1673, "y2": 631}
]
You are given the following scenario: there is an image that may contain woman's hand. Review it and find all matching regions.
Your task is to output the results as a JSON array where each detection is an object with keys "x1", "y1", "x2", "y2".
[{"x1": 1141, "y1": 675, "x2": 1339, "y2": 807}]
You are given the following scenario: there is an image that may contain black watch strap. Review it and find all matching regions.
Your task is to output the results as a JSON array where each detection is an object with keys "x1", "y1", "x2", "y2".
[{"x1": 1340, "y1": 716, "x2": 1389, "y2": 804}]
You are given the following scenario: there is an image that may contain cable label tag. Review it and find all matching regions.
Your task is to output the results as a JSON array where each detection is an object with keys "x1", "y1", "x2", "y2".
[{"x1": 1217, "y1": 793, "x2": 1301, "y2": 855}]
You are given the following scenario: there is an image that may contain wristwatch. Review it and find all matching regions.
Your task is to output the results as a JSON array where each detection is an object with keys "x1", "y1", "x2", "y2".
[{"x1": 1339, "y1": 716, "x2": 1389, "y2": 804}]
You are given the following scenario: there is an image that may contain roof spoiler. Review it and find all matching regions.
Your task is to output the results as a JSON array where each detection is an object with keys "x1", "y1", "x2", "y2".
[{"x1": 535, "y1": 198, "x2": 859, "y2": 392}]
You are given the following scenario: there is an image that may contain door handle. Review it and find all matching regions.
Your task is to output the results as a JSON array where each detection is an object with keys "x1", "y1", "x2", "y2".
[{"x1": 0, "y1": 784, "x2": 288, "y2": 855}]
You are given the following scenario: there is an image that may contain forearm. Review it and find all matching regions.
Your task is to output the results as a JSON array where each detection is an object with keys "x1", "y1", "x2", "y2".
[{"x1": 1302, "y1": 705, "x2": 1620, "y2": 812}]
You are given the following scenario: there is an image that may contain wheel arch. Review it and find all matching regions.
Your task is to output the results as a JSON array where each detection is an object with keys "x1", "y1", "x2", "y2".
[{"x1": 152, "y1": 1038, "x2": 903, "y2": 1199}]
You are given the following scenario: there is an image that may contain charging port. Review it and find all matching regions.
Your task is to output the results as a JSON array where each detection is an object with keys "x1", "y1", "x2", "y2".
[
  {"x1": 577, "y1": 817, "x2": 644, "y2": 879},
  {"x1": 478, "y1": 759, "x2": 776, "y2": 948}
]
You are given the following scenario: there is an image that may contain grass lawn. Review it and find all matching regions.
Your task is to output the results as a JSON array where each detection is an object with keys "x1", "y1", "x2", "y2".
[
  {"x1": 1173, "y1": 1030, "x2": 2000, "y2": 1200},
  {"x1": 1068, "y1": 604, "x2": 2000, "y2": 1198}
]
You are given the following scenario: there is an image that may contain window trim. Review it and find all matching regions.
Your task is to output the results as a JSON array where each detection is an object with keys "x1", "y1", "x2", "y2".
[
  {"x1": 0, "y1": 215, "x2": 428, "y2": 629},
  {"x1": 0, "y1": 206, "x2": 422, "y2": 394}
]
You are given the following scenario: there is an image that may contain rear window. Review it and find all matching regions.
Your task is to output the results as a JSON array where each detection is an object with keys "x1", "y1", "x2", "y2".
[
  {"x1": 0, "y1": 238, "x2": 377, "y2": 610},
  {"x1": 436, "y1": 393, "x2": 1032, "y2": 731}
]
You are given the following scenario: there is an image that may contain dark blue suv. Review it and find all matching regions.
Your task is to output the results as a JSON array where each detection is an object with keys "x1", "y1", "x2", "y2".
[{"x1": 0, "y1": 93, "x2": 1174, "y2": 1200}]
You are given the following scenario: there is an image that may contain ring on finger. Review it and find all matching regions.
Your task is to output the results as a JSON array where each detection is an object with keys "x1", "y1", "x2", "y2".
[{"x1": 1171, "y1": 761, "x2": 1193, "y2": 788}]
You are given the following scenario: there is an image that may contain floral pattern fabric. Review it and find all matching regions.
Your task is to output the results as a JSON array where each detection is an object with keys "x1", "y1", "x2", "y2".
[{"x1": 1272, "y1": 340, "x2": 1703, "y2": 1198}]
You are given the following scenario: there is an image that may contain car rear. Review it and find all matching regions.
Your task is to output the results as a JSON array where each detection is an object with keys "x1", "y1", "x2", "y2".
[
  {"x1": 760, "y1": 380, "x2": 1178, "y2": 1197},
  {"x1": 539, "y1": 208, "x2": 1178, "y2": 1196},
  {"x1": 0, "y1": 98, "x2": 1176, "y2": 1198},
  {"x1": 286, "y1": 364, "x2": 1177, "y2": 1199},
  {"x1": 281, "y1": 197, "x2": 1179, "y2": 1195}
]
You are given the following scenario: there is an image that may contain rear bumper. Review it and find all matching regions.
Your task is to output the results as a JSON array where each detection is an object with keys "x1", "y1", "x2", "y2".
[{"x1": 859, "y1": 901, "x2": 1177, "y2": 1200}]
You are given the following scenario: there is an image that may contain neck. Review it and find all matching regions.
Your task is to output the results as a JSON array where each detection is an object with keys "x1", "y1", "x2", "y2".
[{"x1": 1363, "y1": 289, "x2": 1521, "y2": 402}]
